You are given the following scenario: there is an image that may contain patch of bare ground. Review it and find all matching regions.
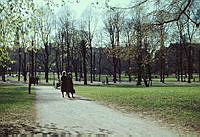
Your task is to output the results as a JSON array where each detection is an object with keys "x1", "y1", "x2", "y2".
[{"x1": 0, "y1": 104, "x2": 37, "y2": 135}]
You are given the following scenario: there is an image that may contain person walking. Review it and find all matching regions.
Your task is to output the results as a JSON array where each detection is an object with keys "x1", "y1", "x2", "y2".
[
  {"x1": 66, "y1": 72, "x2": 75, "y2": 98},
  {"x1": 61, "y1": 71, "x2": 70, "y2": 98}
]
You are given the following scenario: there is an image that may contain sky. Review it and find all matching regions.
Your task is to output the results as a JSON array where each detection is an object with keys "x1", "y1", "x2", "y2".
[
  {"x1": 35, "y1": 0, "x2": 133, "y2": 21},
  {"x1": 34, "y1": 0, "x2": 200, "y2": 44}
]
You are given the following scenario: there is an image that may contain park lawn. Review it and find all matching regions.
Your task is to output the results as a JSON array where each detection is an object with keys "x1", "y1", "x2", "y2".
[
  {"x1": 6, "y1": 76, "x2": 18, "y2": 81},
  {"x1": 0, "y1": 83, "x2": 36, "y2": 134},
  {"x1": 75, "y1": 84, "x2": 200, "y2": 131},
  {"x1": 152, "y1": 77, "x2": 178, "y2": 82}
]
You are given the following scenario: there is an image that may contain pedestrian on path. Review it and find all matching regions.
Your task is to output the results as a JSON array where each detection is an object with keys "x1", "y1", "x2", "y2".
[
  {"x1": 66, "y1": 72, "x2": 75, "y2": 98},
  {"x1": 61, "y1": 71, "x2": 70, "y2": 98}
]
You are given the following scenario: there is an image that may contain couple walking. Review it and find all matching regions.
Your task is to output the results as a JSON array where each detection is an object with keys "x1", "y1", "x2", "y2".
[{"x1": 61, "y1": 71, "x2": 75, "y2": 98}]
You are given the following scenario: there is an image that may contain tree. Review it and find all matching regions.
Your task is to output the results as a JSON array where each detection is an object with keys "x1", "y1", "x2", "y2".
[
  {"x1": 38, "y1": 10, "x2": 52, "y2": 83},
  {"x1": 80, "y1": 40, "x2": 87, "y2": 85}
]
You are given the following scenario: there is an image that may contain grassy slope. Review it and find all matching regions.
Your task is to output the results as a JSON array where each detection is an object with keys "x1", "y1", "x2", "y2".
[
  {"x1": 76, "y1": 84, "x2": 200, "y2": 131},
  {"x1": 0, "y1": 83, "x2": 36, "y2": 134}
]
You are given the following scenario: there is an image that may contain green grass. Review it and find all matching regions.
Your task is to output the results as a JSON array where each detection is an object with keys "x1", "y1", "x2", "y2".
[
  {"x1": 0, "y1": 83, "x2": 35, "y2": 116},
  {"x1": 6, "y1": 76, "x2": 18, "y2": 81},
  {"x1": 75, "y1": 84, "x2": 200, "y2": 130},
  {"x1": 6, "y1": 73, "x2": 200, "y2": 83}
]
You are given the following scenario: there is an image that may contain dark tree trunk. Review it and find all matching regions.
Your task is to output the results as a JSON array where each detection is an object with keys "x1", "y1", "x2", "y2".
[
  {"x1": 137, "y1": 47, "x2": 142, "y2": 85},
  {"x1": 23, "y1": 51, "x2": 27, "y2": 82},
  {"x1": 143, "y1": 77, "x2": 149, "y2": 87},
  {"x1": 44, "y1": 42, "x2": 49, "y2": 83},
  {"x1": 71, "y1": 47, "x2": 78, "y2": 81},
  {"x1": 83, "y1": 52, "x2": 87, "y2": 85},
  {"x1": 81, "y1": 40, "x2": 87, "y2": 85},
  {"x1": 31, "y1": 48, "x2": 34, "y2": 78},
  {"x1": 160, "y1": 53, "x2": 165, "y2": 83},
  {"x1": 66, "y1": 33, "x2": 70, "y2": 72},
  {"x1": 74, "y1": 60, "x2": 78, "y2": 81},
  {"x1": 79, "y1": 58, "x2": 83, "y2": 81},
  {"x1": 159, "y1": 25, "x2": 165, "y2": 83},
  {"x1": 28, "y1": 51, "x2": 32, "y2": 94},
  {"x1": 18, "y1": 48, "x2": 21, "y2": 81},
  {"x1": 34, "y1": 51, "x2": 37, "y2": 78},
  {"x1": 113, "y1": 57, "x2": 117, "y2": 83},
  {"x1": 28, "y1": 71, "x2": 31, "y2": 94},
  {"x1": 15, "y1": 28, "x2": 21, "y2": 81},
  {"x1": 147, "y1": 64, "x2": 152, "y2": 86},
  {"x1": 188, "y1": 45, "x2": 192, "y2": 83},
  {"x1": 93, "y1": 50, "x2": 96, "y2": 81},
  {"x1": 137, "y1": 64, "x2": 142, "y2": 85},
  {"x1": 176, "y1": 45, "x2": 180, "y2": 81},
  {"x1": 98, "y1": 51, "x2": 102, "y2": 82},
  {"x1": 61, "y1": 33, "x2": 64, "y2": 72},
  {"x1": 118, "y1": 59, "x2": 121, "y2": 82},
  {"x1": 1, "y1": 67, "x2": 6, "y2": 82},
  {"x1": 180, "y1": 45, "x2": 183, "y2": 82},
  {"x1": 199, "y1": 49, "x2": 200, "y2": 82},
  {"x1": 128, "y1": 59, "x2": 131, "y2": 82},
  {"x1": 90, "y1": 42, "x2": 93, "y2": 83},
  {"x1": 55, "y1": 48, "x2": 60, "y2": 80},
  {"x1": 136, "y1": 22, "x2": 142, "y2": 86}
]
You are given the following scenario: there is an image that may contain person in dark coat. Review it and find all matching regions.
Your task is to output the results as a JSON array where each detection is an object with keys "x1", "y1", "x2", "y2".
[
  {"x1": 61, "y1": 71, "x2": 70, "y2": 98},
  {"x1": 66, "y1": 72, "x2": 75, "y2": 98}
]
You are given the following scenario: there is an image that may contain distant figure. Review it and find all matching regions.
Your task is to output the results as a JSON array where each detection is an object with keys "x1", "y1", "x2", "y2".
[
  {"x1": 56, "y1": 79, "x2": 61, "y2": 89},
  {"x1": 30, "y1": 76, "x2": 35, "y2": 85},
  {"x1": 106, "y1": 76, "x2": 109, "y2": 84},
  {"x1": 66, "y1": 72, "x2": 75, "y2": 98},
  {"x1": 61, "y1": 71, "x2": 70, "y2": 98},
  {"x1": 35, "y1": 76, "x2": 39, "y2": 85}
]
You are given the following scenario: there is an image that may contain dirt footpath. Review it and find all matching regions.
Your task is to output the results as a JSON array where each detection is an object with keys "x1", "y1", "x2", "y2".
[{"x1": 35, "y1": 86, "x2": 194, "y2": 137}]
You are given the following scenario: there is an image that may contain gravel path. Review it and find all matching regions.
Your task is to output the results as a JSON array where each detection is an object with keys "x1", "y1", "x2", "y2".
[{"x1": 35, "y1": 86, "x2": 192, "y2": 137}]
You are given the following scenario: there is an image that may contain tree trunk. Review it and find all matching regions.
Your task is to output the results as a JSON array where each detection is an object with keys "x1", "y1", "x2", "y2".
[
  {"x1": 188, "y1": 45, "x2": 192, "y2": 83},
  {"x1": 44, "y1": 42, "x2": 49, "y2": 83},
  {"x1": 98, "y1": 51, "x2": 102, "y2": 82},
  {"x1": 176, "y1": 45, "x2": 180, "y2": 81},
  {"x1": 28, "y1": 71, "x2": 31, "y2": 94},
  {"x1": 137, "y1": 47, "x2": 142, "y2": 85},
  {"x1": 79, "y1": 59, "x2": 83, "y2": 81},
  {"x1": 66, "y1": 33, "x2": 70, "y2": 72},
  {"x1": 1, "y1": 67, "x2": 6, "y2": 82},
  {"x1": 90, "y1": 43, "x2": 93, "y2": 83},
  {"x1": 137, "y1": 64, "x2": 142, "y2": 85},
  {"x1": 23, "y1": 51, "x2": 27, "y2": 82},
  {"x1": 55, "y1": 48, "x2": 60, "y2": 80},
  {"x1": 199, "y1": 49, "x2": 200, "y2": 82},
  {"x1": 18, "y1": 48, "x2": 21, "y2": 81},
  {"x1": 34, "y1": 51, "x2": 37, "y2": 78},
  {"x1": 160, "y1": 53, "x2": 165, "y2": 83},
  {"x1": 83, "y1": 50, "x2": 87, "y2": 85},
  {"x1": 28, "y1": 51, "x2": 32, "y2": 94},
  {"x1": 113, "y1": 57, "x2": 117, "y2": 83},
  {"x1": 180, "y1": 45, "x2": 183, "y2": 82},
  {"x1": 93, "y1": 50, "x2": 96, "y2": 81},
  {"x1": 61, "y1": 33, "x2": 64, "y2": 72},
  {"x1": 118, "y1": 59, "x2": 121, "y2": 82},
  {"x1": 81, "y1": 40, "x2": 87, "y2": 85},
  {"x1": 128, "y1": 59, "x2": 131, "y2": 82},
  {"x1": 143, "y1": 77, "x2": 149, "y2": 87},
  {"x1": 147, "y1": 64, "x2": 152, "y2": 86},
  {"x1": 74, "y1": 60, "x2": 78, "y2": 81},
  {"x1": 31, "y1": 48, "x2": 34, "y2": 78}
]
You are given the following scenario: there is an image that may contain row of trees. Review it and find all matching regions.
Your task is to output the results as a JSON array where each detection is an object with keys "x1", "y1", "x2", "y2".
[{"x1": 0, "y1": 0, "x2": 200, "y2": 87}]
